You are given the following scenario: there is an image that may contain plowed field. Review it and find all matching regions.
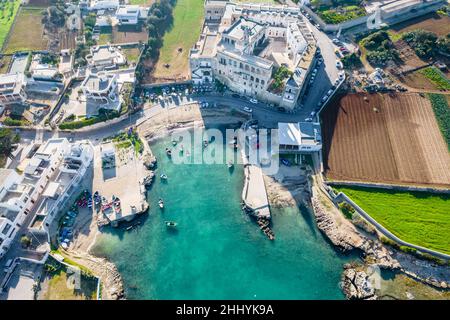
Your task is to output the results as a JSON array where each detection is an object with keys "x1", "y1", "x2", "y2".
[{"x1": 321, "y1": 93, "x2": 450, "y2": 187}]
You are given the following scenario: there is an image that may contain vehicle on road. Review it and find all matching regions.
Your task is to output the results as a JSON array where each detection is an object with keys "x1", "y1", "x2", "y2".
[
  {"x1": 305, "y1": 117, "x2": 313, "y2": 122},
  {"x1": 249, "y1": 98, "x2": 258, "y2": 104},
  {"x1": 243, "y1": 106, "x2": 253, "y2": 113},
  {"x1": 232, "y1": 93, "x2": 240, "y2": 99},
  {"x1": 277, "y1": 106, "x2": 286, "y2": 112},
  {"x1": 327, "y1": 89, "x2": 334, "y2": 96},
  {"x1": 336, "y1": 60, "x2": 343, "y2": 69},
  {"x1": 310, "y1": 111, "x2": 316, "y2": 117}
]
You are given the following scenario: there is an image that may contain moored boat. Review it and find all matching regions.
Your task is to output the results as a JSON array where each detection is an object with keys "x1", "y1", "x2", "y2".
[
  {"x1": 159, "y1": 199, "x2": 164, "y2": 209},
  {"x1": 165, "y1": 221, "x2": 177, "y2": 228},
  {"x1": 160, "y1": 173, "x2": 168, "y2": 180}
]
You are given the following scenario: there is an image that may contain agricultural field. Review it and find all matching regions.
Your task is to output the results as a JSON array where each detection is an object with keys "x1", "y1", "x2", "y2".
[
  {"x1": 389, "y1": 12, "x2": 450, "y2": 37},
  {"x1": 428, "y1": 94, "x2": 450, "y2": 150},
  {"x1": 419, "y1": 67, "x2": 450, "y2": 91},
  {"x1": 151, "y1": 0, "x2": 204, "y2": 83},
  {"x1": 321, "y1": 93, "x2": 450, "y2": 187},
  {"x1": 0, "y1": 0, "x2": 21, "y2": 49},
  {"x1": 333, "y1": 185, "x2": 450, "y2": 255},
  {"x1": 3, "y1": 7, "x2": 48, "y2": 53},
  {"x1": 111, "y1": 25, "x2": 148, "y2": 44}
]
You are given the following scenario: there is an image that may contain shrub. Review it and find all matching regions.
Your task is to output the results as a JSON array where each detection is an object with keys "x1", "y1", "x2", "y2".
[{"x1": 339, "y1": 202, "x2": 355, "y2": 219}]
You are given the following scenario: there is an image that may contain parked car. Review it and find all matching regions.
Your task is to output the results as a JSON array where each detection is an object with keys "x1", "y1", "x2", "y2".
[
  {"x1": 338, "y1": 71, "x2": 345, "y2": 79},
  {"x1": 277, "y1": 106, "x2": 286, "y2": 112},
  {"x1": 305, "y1": 117, "x2": 313, "y2": 122},
  {"x1": 281, "y1": 158, "x2": 291, "y2": 166},
  {"x1": 4, "y1": 259, "x2": 13, "y2": 272},
  {"x1": 232, "y1": 93, "x2": 241, "y2": 99},
  {"x1": 310, "y1": 111, "x2": 316, "y2": 117},
  {"x1": 249, "y1": 98, "x2": 258, "y2": 104},
  {"x1": 243, "y1": 106, "x2": 253, "y2": 113},
  {"x1": 327, "y1": 89, "x2": 334, "y2": 96},
  {"x1": 336, "y1": 60, "x2": 343, "y2": 69},
  {"x1": 321, "y1": 95, "x2": 328, "y2": 102}
]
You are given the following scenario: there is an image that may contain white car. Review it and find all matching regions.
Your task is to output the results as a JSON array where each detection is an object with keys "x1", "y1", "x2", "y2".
[
  {"x1": 310, "y1": 111, "x2": 316, "y2": 117},
  {"x1": 243, "y1": 107, "x2": 253, "y2": 113},
  {"x1": 305, "y1": 117, "x2": 313, "y2": 122},
  {"x1": 336, "y1": 60, "x2": 343, "y2": 69},
  {"x1": 249, "y1": 98, "x2": 258, "y2": 104}
]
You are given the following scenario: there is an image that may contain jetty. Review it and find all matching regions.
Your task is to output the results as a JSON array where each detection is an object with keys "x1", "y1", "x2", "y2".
[{"x1": 241, "y1": 147, "x2": 271, "y2": 219}]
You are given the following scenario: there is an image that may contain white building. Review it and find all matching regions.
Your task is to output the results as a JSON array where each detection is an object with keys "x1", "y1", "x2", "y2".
[
  {"x1": 86, "y1": 45, "x2": 126, "y2": 70},
  {"x1": 0, "y1": 139, "x2": 93, "y2": 258},
  {"x1": 190, "y1": 2, "x2": 316, "y2": 110},
  {"x1": 0, "y1": 73, "x2": 27, "y2": 106},
  {"x1": 116, "y1": 5, "x2": 141, "y2": 25},
  {"x1": 30, "y1": 140, "x2": 94, "y2": 233},
  {"x1": 80, "y1": 72, "x2": 119, "y2": 106},
  {"x1": 89, "y1": 0, "x2": 120, "y2": 11},
  {"x1": 277, "y1": 122, "x2": 322, "y2": 154}
]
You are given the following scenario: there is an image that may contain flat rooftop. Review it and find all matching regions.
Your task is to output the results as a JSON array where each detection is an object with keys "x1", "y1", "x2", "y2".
[
  {"x1": 278, "y1": 122, "x2": 321, "y2": 146},
  {"x1": 225, "y1": 18, "x2": 264, "y2": 42}
]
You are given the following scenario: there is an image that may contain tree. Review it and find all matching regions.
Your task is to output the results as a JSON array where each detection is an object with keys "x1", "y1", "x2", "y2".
[{"x1": 0, "y1": 128, "x2": 20, "y2": 160}]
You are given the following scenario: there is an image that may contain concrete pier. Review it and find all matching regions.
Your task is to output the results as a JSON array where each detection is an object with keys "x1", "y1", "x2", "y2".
[{"x1": 242, "y1": 164, "x2": 271, "y2": 219}]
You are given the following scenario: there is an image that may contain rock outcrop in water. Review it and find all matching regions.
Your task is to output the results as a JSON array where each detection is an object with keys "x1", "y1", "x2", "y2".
[{"x1": 342, "y1": 264, "x2": 377, "y2": 300}]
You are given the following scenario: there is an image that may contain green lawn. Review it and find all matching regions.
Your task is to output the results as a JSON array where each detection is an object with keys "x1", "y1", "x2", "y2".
[
  {"x1": 334, "y1": 186, "x2": 450, "y2": 255},
  {"x1": 128, "y1": 0, "x2": 154, "y2": 5},
  {"x1": 0, "y1": 0, "x2": 21, "y2": 49},
  {"x1": 152, "y1": 0, "x2": 204, "y2": 80}
]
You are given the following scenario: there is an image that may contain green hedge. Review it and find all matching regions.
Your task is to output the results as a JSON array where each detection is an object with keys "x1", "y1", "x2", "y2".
[{"x1": 3, "y1": 117, "x2": 30, "y2": 126}]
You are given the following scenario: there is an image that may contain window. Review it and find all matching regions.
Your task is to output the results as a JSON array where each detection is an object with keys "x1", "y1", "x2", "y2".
[{"x1": 261, "y1": 80, "x2": 265, "y2": 85}]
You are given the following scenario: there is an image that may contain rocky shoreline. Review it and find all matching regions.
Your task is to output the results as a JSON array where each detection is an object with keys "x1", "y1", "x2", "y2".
[
  {"x1": 309, "y1": 175, "x2": 449, "y2": 299},
  {"x1": 263, "y1": 167, "x2": 449, "y2": 300}
]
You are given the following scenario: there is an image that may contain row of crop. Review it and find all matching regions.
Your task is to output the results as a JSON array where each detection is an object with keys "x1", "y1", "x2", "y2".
[{"x1": 428, "y1": 93, "x2": 450, "y2": 150}]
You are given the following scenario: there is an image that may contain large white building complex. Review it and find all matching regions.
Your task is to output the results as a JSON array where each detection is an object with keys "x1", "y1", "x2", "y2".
[
  {"x1": 190, "y1": 1, "x2": 317, "y2": 110},
  {"x1": 0, "y1": 139, "x2": 93, "y2": 259}
]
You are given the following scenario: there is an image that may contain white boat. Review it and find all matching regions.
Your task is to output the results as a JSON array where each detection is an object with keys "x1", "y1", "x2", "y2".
[
  {"x1": 160, "y1": 173, "x2": 168, "y2": 180},
  {"x1": 227, "y1": 161, "x2": 234, "y2": 168},
  {"x1": 158, "y1": 199, "x2": 164, "y2": 209}
]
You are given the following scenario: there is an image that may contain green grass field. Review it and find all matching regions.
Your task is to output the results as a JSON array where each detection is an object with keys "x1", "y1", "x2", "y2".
[
  {"x1": 152, "y1": 0, "x2": 204, "y2": 80},
  {"x1": 0, "y1": 0, "x2": 21, "y2": 49},
  {"x1": 128, "y1": 0, "x2": 154, "y2": 5},
  {"x1": 334, "y1": 186, "x2": 450, "y2": 255},
  {"x1": 3, "y1": 7, "x2": 47, "y2": 53}
]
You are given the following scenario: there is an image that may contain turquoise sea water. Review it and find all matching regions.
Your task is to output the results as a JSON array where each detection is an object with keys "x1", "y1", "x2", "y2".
[{"x1": 91, "y1": 130, "x2": 354, "y2": 299}]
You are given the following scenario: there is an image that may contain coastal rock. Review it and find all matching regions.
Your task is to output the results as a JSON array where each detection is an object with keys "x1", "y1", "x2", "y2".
[
  {"x1": 342, "y1": 268, "x2": 377, "y2": 300},
  {"x1": 311, "y1": 198, "x2": 357, "y2": 251},
  {"x1": 143, "y1": 154, "x2": 157, "y2": 170}
]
